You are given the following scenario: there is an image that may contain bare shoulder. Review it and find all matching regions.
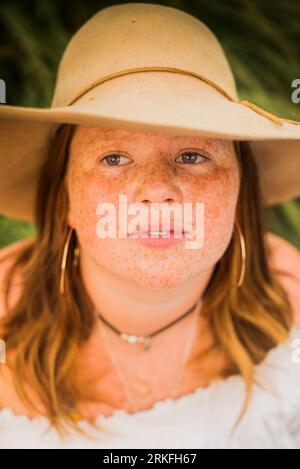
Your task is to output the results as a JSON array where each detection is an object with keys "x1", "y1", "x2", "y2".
[
  {"x1": 266, "y1": 231, "x2": 300, "y2": 277},
  {"x1": 0, "y1": 236, "x2": 34, "y2": 264},
  {"x1": 0, "y1": 236, "x2": 35, "y2": 319},
  {"x1": 0, "y1": 237, "x2": 37, "y2": 413},
  {"x1": 265, "y1": 231, "x2": 300, "y2": 326}
]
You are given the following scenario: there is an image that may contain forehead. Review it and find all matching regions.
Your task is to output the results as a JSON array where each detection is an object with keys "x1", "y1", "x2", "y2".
[{"x1": 73, "y1": 125, "x2": 225, "y2": 146}]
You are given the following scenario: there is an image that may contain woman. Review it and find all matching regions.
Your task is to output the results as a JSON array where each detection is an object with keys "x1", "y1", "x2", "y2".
[{"x1": 0, "y1": 3, "x2": 300, "y2": 449}]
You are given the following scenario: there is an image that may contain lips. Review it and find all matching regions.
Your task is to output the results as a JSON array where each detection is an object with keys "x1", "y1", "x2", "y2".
[{"x1": 128, "y1": 221, "x2": 184, "y2": 235}]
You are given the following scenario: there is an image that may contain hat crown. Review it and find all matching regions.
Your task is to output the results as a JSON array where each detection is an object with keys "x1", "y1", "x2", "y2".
[{"x1": 51, "y1": 3, "x2": 238, "y2": 108}]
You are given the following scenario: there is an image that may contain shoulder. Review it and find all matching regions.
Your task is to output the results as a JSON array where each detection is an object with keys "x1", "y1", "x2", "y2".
[
  {"x1": 0, "y1": 237, "x2": 34, "y2": 269},
  {"x1": 0, "y1": 237, "x2": 35, "y2": 319},
  {"x1": 0, "y1": 236, "x2": 34, "y2": 261},
  {"x1": 265, "y1": 231, "x2": 300, "y2": 326},
  {"x1": 231, "y1": 325, "x2": 300, "y2": 448},
  {"x1": 266, "y1": 231, "x2": 300, "y2": 273},
  {"x1": 0, "y1": 237, "x2": 37, "y2": 412}
]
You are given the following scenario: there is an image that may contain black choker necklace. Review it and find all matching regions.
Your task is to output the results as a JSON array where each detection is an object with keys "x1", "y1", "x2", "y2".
[{"x1": 96, "y1": 296, "x2": 202, "y2": 351}]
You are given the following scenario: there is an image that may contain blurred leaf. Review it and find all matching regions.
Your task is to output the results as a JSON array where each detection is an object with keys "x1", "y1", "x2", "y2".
[{"x1": 0, "y1": 215, "x2": 36, "y2": 248}]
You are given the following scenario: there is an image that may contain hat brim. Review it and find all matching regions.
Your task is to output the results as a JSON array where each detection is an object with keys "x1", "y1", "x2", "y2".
[{"x1": 0, "y1": 72, "x2": 299, "y2": 221}]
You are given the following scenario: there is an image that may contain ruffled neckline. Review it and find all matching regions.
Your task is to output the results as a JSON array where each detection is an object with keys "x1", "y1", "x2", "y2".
[{"x1": 1, "y1": 325, "x2": 299, "y2": 429}]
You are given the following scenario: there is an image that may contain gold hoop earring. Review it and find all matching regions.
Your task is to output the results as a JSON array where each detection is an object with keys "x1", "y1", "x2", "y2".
[
  {"x1": 60, "y1": 226, "x2": 80, "y2": 295},
  {"x1": 234, "y1": 221, "x2": 246, "y2": 288}
]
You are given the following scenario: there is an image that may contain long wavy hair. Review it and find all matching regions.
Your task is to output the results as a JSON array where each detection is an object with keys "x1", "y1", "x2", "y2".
[{"x1": 0, "y1": 123, "x2": 293, "y2": 438}]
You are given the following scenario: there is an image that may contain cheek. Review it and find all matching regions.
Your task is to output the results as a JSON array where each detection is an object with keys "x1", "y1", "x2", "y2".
[
  {"x1": 176, "y1": 163, "x2": 239, "y2": 266},
  {"x1": 67, "y1": 169, "x2": 124, "y2": 242},
  {"x1": 193, "y1": 164, "x2": 240, "y2": 259},
  {"x1": 199, "y1": 165, "x2": 239, "y2": 219}
]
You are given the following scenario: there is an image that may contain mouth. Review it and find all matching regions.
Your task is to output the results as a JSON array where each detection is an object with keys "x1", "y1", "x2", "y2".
[
  {"x1": 127, "y1": 228, "x2": 187, "y2": 247},
  {"x1": 128, "y1": 229, "x2": 185, "y2": 238},
  {"x1": 128, "y1": 221, "x2": 186, "y2": 237},
  {"x1": 148, "y1": 231, "x2": 173, "y2": 237}
]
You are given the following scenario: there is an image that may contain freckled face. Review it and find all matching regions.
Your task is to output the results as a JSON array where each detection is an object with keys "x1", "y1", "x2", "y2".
[{"x1": 66, "y1": 125, "x2": 240, "y2": 288}]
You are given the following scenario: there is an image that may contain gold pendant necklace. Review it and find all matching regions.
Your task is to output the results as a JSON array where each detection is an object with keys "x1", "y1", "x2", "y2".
[
  {"x1": 98, "y1": 301, "x2": 201, "y2": 414},
  {"x1": 97, "y1": 296, "x2": 201, "y2": 352}
]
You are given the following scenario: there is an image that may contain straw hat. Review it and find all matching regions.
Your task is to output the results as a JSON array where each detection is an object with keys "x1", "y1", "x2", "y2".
[{"x1": 0, "y1": 2, "x2": 299, "y2": 222}]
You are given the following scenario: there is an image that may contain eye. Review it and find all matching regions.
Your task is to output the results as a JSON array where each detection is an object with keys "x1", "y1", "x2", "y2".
[
  {"x1": 99, "y1": 153, "x2": 131, "y2": 166},
  {"x1": 175, "y1": 151, "x2": 208, "y2": 164}
]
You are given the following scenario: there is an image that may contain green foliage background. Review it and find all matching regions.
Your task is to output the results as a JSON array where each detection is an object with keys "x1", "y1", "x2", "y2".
[{"x1": 0, "y1": 0, "x2": 299, "y2": 249}]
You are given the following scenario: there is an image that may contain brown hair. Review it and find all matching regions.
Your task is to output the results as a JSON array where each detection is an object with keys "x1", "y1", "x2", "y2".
[{"x1": 0, "y1": 124, "x2": 293, "y2": 438}]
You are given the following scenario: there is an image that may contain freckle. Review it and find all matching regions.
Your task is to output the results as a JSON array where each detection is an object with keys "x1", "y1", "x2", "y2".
[{"x1": 68, "y1": 127, "x2": 239, "y2": 290}]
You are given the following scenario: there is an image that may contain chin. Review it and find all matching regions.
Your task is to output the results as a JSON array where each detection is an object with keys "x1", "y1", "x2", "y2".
[{"x1": 123, "y1": 266, "x2": 193, "y2": 289}]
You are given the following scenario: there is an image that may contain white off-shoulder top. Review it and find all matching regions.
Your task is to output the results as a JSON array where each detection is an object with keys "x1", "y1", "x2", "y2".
[{"x1": 0, "y1": 326, "x2": 299, "y2": 449}]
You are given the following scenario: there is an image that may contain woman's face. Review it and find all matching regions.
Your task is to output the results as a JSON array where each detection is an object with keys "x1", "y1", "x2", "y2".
[{"x1": 66, "y1": 125, "x2": 240, "y2": 288}]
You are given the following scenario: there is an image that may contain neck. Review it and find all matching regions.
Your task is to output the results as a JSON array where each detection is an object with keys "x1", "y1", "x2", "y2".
[
  {"x1": 75, "y1": 248, "x2": 219, "y2": 418},
  {"x1": 79, "y1": 247, "x2": 214, "y2": 338}
]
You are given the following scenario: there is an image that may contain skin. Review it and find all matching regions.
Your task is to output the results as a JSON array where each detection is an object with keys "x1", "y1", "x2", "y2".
[
  {"x1": 0, "y1": 128, "x2": 300, "y2": 421},
  {"x1": 0, "y1": 171, "x2": 299, "y2": 420},
  {"x1": 63, "y1": 125, "x2": 240, "y2": 418},
  {"x1": 66, "y1": 125, "x2": 240, "y2": 333}
]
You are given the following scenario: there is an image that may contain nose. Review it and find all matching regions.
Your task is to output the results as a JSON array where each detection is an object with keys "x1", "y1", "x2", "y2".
[
  {"x1": 131, "y1": 163, "x2": 183, "y2": 206},
  {"x1": 134, "y1": 181, "x2": 182, "y2": 207}
]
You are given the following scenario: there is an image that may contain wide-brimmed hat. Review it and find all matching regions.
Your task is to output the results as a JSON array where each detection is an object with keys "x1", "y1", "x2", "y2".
[{"x1": 1, "y1": 2, "x2": 300, "y2": 222}]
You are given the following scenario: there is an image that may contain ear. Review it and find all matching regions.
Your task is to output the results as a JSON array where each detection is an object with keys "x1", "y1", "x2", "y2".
[{"x1": 266, "y1": 231, "x2": 300, "y2": 327}]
